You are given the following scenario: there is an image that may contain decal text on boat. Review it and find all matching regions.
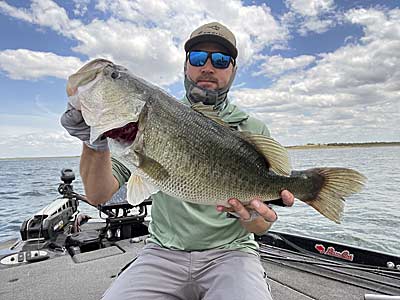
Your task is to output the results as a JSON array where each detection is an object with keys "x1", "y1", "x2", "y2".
[{"x1": 315, "y1": 244, "x2": 354, "y2": 261}]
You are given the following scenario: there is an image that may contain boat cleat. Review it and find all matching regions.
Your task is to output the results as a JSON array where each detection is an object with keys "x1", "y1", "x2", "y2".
[{"x1": 0, "y1": 250, "x2": 49, "y2": 265}]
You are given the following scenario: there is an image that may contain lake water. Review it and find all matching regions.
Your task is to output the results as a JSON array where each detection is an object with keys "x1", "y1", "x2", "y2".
[{"x1": 0, "y1": 146, "x2": 399, "y2": 256}]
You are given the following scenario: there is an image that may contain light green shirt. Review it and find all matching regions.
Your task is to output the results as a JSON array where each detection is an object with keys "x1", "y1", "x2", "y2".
[{"x1": 112, "y1": 98, "x2": 270, "y2": 255}]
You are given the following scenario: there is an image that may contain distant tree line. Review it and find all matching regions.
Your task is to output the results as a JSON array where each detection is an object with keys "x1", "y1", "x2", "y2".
[{"x1": 305, "y1": 142, "x2": 400, "y2": 147}]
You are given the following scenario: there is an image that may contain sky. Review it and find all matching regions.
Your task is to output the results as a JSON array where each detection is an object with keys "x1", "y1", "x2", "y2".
[{"x1": 0, "y1": 0, "x2": 399, "y2": 158}]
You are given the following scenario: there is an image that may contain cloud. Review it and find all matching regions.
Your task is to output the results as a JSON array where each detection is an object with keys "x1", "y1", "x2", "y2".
[
  {"x1": 0, "y1": 131, "x2": 82, "y2": 158},
  {"x1": 0, "y1": 1, "x2": 399, "y2": 152},
  {"x1": 285, "y1": 0, "x2": 335, "y2": 16},
  {"x1": 0, "y1": 113, "x2": 82, "y2": 158},
  {"x1": 0, "y1": 1, "x2": 32, "y2": 22},
  {"x1": 72, "y1": 0, "x2": 90, "y2": 16},
  {"x1": 83, "y1": 0, "x2": 290, "y2": 77},
  {"x1": 0, "y1": 0, "x2": 82, "y2": 36},
  {"x1": 298, "y1": 17, "x2": 335, "y2": 35},
  {"x1": 282, "y1": 0, "x2": 337, "y2": 36},
  {"x1": 0, "y1": 0, "x2": 289, "y2": 85},
  {"x1": 345, "y1": 7, "x2": 400, "y2": 43},
  {"x1": 253, "y1": 54, "x2": 316, "y2": 77},
  {"x1": 71, "y1": 19, "x2": 183, "y2": 85},
  {"x1": 0, "y1": 49, "x2": 83, "y2": 80},
  {"x1": 232, "y1": 7, "x2": 400, "y2": 145}
]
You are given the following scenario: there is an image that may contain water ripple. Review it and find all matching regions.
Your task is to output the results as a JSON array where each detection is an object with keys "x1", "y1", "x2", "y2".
[
  {"x1": 275, "y1": 146, "x2": 400, "y2": 256},
  {"x1": 18, "y1": 191, "x2": 46, "y2": 197},
  {"x1": 1, "y1": 149, "x2": 399, "y2": 256}
]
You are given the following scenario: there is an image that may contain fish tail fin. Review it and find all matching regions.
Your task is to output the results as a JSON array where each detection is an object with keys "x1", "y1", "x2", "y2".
[{"x1": 300, "y1": 168, "x2": 366, "y2": 224}]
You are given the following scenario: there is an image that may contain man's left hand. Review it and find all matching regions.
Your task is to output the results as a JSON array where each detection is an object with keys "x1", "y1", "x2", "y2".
[{"x1": 216, "y1": 190, "x2": 294, "y2": 235}]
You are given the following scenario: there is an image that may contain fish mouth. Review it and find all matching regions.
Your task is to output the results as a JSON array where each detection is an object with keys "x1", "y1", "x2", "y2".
[{"x1": 103, "y1": 122, "x2": 138, "y2": 145}]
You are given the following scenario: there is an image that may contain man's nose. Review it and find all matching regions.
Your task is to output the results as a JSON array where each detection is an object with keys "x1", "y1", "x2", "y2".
[{"x1": 200, "y1": 58, "x2": 215, "y2": 74}]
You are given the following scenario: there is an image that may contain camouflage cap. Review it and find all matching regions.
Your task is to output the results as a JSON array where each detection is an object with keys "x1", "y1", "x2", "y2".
[{"x1": 184, "y1": 22, "x2": 238, "y2": 59}]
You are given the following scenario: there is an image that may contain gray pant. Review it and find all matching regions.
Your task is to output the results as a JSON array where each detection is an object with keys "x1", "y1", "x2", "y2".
[{"x1": 101, "y1": 243, "x2": 273, "y2": 300}]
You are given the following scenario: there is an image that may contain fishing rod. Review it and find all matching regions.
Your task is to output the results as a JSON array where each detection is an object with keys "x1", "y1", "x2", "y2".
[
  {"x1": 259, "y1": 234, "x2": 400, "y2": 278},
  {"x1": 259, "y1": 248, "x2": 400, "y2": 293},
  {"x1": 259, "y1": 250, "x2": 400, "y2": 276},
  {"x1": 261, "y1": 253, "x2": 400, "y2": 295}
]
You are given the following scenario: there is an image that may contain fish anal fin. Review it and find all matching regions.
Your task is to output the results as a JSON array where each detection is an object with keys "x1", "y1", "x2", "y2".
[
  {"x1": 127, "y1": 174, "x2": 159, "y2": 206},
  {"x1": 241, "y1": 132, "x2": 291, "y2": 176}
]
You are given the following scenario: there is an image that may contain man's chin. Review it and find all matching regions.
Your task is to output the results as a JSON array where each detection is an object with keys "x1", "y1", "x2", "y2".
[{"x1": 197, "y1": 82, "x2": 218, "y2": 90}]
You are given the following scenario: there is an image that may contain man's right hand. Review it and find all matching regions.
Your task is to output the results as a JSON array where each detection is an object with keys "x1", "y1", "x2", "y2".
[{"x1": 60, "y1": 104, "x2": 109, "y2": 152}]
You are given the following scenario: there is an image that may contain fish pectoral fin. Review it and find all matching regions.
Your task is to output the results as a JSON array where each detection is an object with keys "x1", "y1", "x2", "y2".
[
  {"x1": 135, "y1": 151, "x2": 170, "y2": 181},
  {"x1": 126, "y1": 174, "x2": 159, "y2": 206},
  {"x1": 240, "y1": 132, "x2": 291, "y2": 176},
  {"x1": 191, "y1": 103, "x2": 230, "y2": 127}
]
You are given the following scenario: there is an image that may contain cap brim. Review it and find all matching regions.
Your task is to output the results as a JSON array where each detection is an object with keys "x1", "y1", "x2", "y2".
[{"x1": 184, "y1": 35, "x2": 238, "y2": 59}]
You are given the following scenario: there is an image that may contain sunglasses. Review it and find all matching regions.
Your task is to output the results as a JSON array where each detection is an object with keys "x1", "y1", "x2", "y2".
[{"x1": 187, "y1": 51, "x2": 234, "y2": 69}]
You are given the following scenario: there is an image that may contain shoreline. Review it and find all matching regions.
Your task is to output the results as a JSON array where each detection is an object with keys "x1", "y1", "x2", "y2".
[
  {"x1": 286, "y1": 142, "x2": 400, "y2": 150},
  {"x1": 0, "y1": 155, "x2": 80, "y2": 161}
]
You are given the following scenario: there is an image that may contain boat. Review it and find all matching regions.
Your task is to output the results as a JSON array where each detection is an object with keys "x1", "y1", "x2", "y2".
[{"x1": 1, "y1": 168, "x2": 399, "y2": 300}]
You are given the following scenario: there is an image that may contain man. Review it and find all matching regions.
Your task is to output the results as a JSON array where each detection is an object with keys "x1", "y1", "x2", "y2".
[{"x1": 61, "y1": 22, "x2": 294, "y2": 300}]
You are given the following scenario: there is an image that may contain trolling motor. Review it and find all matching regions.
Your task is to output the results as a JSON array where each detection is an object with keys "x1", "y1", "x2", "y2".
[
  {"x1": 18, "y1": 167, "x2": 151, "y2": 257},
  {"x1": 58, "y1": 168, "x2": 77, "y2": 197},
  {"x1": 0, "y1": 169, "x2": 83, "y2": 266},
  {"x1": 19, "y1": 168, "x2": 80, "y2": 241}
]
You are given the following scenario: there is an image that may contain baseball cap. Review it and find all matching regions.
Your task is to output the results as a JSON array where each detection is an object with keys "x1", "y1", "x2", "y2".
[{"x1": 184, "y1": 22, "x2": 238, "y2": 59}]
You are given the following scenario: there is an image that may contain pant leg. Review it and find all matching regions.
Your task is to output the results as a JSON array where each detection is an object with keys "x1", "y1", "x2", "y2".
[
  {"x1": 101, "y1": 243, "x2": 196, "y2": 300},
  {"x1": 193, "y1": 249, "x2": 273, "y2": 300}
]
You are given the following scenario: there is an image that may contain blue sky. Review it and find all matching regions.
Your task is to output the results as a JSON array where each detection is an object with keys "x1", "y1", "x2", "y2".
[{"x1": 0, "y1": 0, "x2": 399, "y2": 158}]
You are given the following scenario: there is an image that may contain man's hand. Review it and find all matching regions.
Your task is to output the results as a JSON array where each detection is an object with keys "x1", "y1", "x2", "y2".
[
  {"x1": 60, "y1": 104, "x2": 109, "y2": 152},
  {"x1": 216, "y1": 190, "x2": 294, "y2": 235}
]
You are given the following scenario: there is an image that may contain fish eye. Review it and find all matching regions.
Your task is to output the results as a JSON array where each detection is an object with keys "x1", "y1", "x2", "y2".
[{"x1": 111, "y1": 71, "x2": 120, "y2": 79}]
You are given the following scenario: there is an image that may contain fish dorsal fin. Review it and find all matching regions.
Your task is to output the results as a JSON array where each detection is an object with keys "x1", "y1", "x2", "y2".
[
  {"x1": 191, "y1": 103, "x2": 230, "y2": 127},
  {"x1": 241, "y1": 132, "x2": 291, "y2": 176},
  {"x1": 126, "y1": 174, "x2": 159, "y2": 206}
]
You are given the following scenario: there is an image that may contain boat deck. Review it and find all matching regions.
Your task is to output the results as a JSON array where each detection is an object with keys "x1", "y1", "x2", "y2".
[
  {"x1": 262, "y1": 243, "x2": 400, "y2": 300},
  {"x1": 1, "y1": 236, "x2": 399, "y2": 300}
]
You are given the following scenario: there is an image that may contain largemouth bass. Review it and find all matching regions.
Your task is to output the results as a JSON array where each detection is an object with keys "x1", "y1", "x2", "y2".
[{"x1": 66, "y1": 59, "x2": 366, "y2": 224}]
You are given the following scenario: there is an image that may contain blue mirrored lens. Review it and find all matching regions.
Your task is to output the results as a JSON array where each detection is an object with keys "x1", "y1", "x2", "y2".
[
  {"x1": 188, "y1": 51, "x2": 232, "y2": 69},
  {"x1": 189, "y1": 51, "x2": 208, "y2": 67},
  {"x1": 211, "y1": 53, "x2": 231, "y2": 68}
]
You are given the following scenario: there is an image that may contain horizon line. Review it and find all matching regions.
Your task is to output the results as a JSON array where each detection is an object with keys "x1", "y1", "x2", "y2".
[{"x1": 1, "y1": 141, "x2": 399, "y2": 160}]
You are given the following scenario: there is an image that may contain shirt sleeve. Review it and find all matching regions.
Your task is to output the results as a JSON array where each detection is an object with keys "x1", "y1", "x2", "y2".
[
  {"x1": 111, "y1": 156, "x2": 131, "y2": 188},
  {"x1": 239, "y1": 115, "x2": 271, "y2": 137}
]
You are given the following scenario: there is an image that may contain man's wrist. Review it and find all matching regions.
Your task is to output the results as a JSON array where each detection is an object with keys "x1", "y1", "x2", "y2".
[
  {"x1": 254, "y1": 220, "x2": 273, "y2": 236},
  {"x1": 240, "y1": 217, "x2": 274, "y2": 235},
  {"x1": 84, "y1": 139, "x2": 109, "y2": 152}
]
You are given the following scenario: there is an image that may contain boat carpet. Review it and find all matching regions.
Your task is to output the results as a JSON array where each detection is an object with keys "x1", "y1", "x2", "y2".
[{"x1": 0, "y1": 239, "x2": 399, "y2": 300}]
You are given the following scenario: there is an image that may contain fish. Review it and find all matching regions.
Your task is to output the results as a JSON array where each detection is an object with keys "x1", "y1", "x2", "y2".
[{"x1": 66, "y1": 58, "x2": 366, "y2": 224}]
